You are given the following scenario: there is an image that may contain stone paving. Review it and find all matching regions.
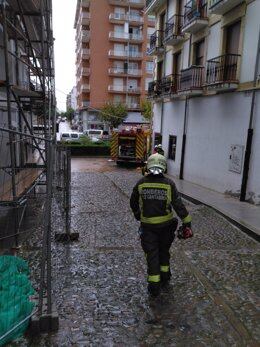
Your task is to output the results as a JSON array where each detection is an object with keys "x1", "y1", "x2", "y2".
[{"x1": 9, "y1": 158, "x2": 260, "y2": 347}]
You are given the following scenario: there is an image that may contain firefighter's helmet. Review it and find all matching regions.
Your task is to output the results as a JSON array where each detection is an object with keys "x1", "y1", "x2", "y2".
[{"x1": 147, "y1": 153, "x2": 166, "y2": 175}]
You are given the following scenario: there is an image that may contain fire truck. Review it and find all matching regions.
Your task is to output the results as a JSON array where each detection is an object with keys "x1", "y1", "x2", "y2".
[{"x1": 111, "y1": 126, "x2": 151, "y2": 165}]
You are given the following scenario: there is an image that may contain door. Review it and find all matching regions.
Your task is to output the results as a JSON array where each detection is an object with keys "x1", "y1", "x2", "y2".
[{"x1": 225, "y1": 21, "x2": 241, "y2": 80}]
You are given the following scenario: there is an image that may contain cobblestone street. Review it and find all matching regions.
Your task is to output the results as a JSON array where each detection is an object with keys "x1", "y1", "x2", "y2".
[{"x1": 12, "y1": 158, "x2": 260, "y2": 347}]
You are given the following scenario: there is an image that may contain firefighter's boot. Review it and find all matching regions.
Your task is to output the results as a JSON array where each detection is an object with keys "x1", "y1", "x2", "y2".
[{"x1": 148, "y1": 282, "x2": 160, "y2": 297}]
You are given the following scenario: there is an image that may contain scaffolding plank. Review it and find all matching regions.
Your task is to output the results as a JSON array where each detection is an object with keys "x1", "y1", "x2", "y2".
[{"x1": 0, "y1": 168, "x2": 44, "y2": 202}]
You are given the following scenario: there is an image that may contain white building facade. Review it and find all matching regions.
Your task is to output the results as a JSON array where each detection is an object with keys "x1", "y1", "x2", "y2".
[{"x1": 146, "y1": 0, "x2": 260, "y2": 205}]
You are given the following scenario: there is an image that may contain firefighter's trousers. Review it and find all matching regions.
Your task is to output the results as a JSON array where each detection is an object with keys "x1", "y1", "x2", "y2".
[{"x1": 140, "y1": 219, "x2": 178, "y2": 284}]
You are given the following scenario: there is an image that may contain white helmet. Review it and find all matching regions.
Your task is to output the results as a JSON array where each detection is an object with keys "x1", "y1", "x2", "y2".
[{"x1": 147, "y1": 153, "x2": 166, "y2": 175}]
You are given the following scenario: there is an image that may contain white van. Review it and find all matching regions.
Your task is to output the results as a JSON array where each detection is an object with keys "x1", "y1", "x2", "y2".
[
  {"x1": 60, "y1": 132, "x2": 81, "y2": 142},
  {"x1": 85, "y1": 129, "x2": 104, "y2": 139}
]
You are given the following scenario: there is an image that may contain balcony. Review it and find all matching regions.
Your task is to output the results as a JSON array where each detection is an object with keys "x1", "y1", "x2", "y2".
[
  {"x1": 109, "y1": 13, "x2": 143, "y2": 24},
  {"x1": 109, "y1": 31, "x2": 143, "y2": 42},
  {"x1": 108, "y1": 0, "x2": 145, "y2": 8},
  {"x1": 160, "y1": 74, "x2": 180, "y2": 96},
  {"x1": 108, "y1": 67, "x2": 142, "y2": 77},
  {"x1": 127, "y1": 102, "x2": 141, "y2": 110},
  {"x1": 205, "y1": 54, "x2": 240, "y2": 91},
  {"x1": 81, "y1": 67, "x2": 90, "y2": 76},
  {"x1": 80, "y1": 100, "x2": 90, "y2": 108},
  {"x1": 108, "y1": 50, "x2": 143, "y2": 60},
  {"x1": 178, "y1": 66, "x2": 204, "y2": 95},
  {"x1": 164, "y1": 15, "x2": 185, "y2": 46},
  {"x1": 81, "y1": 84, "x2": 90, "y2": 92},
  {"x1": 147, "y1": 30, "x2": 164, "y2": 56},
  {"x1": 81, "y1": 0, "x2": 90, "y2": 7},
  {"x1": 108, "y1": 85, "x2": 141, "y2": 94},
  {"x1": 148, "y1": 80, "x2": 161, "y2": 99},
  {"x1": 208, "y1": 0, "x2": 244, "y2": 15},
  {"x1": 80, "y1": 12, "x2": 90, "y2": 25},
  {"x1": 145, "y1": 0, "x2": 167, "y2": 15},
  {"x1": 81, "y1": 48, "x2": 90, "y2": 59},
  {"x1": 76, "y1": 30, "x2": 90, "y2": 43},
  {"x1": 182, "y1": 0, "x2": 208, "y2": 34}
]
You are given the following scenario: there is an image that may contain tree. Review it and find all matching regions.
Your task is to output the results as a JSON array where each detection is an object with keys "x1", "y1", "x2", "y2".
[
  {"x1": 100, "y1": 102, "x2": 127, "y2": 129},
  {"x1": 65, "y1": 107, "x2": 75, "y2": 122},
  {"x1": 141, "y1": 99, "x2": 152, "y2": 121}
]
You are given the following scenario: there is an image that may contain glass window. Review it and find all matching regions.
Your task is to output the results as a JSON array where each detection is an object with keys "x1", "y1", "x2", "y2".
[
  {"x1": 168, "y1": 135, "x2": 177, "y2": 160},
  {"x1": 146, "y1": 61, "x2": 154, "y2": 73}
]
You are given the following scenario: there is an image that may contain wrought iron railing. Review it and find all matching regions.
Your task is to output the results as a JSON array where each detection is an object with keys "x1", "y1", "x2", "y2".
[
  {"x1": 160, "y1": 74, "x2": 180, "y2": 95},
  {"x1": 164, "y1": 15, "x2": 184, "y2": 43},
  {"x1": 183, "y1": 0, "x2": 208, "y2": 27},
  {"x1": 179, "y1": 66, "x2": 204, "y2": 91},
  {"x1": 206, "y1": 54, "x2": 240, "y2": 85},
  {"x1": 148, "y1": 80, "x2": 161, "y2": 98},
  {"x1": 148, "y1": 30, "x2": 164, "y2": 53}
]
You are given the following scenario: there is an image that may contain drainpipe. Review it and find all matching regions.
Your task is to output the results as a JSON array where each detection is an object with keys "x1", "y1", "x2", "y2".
[
  {"x1": 240, "y1": 29, "x2": 260, "y2": 202},
  {"x1": 159, "y1": 0, "x2": 169, "y2": 144},
  {"x1": 179, "y1": 34, "x2": 192, "y2": 179}
]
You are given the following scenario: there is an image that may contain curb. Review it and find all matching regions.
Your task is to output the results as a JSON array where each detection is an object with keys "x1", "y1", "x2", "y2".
[{"x1": 179, "y1": 191, "x2": 260, "y2": 243}]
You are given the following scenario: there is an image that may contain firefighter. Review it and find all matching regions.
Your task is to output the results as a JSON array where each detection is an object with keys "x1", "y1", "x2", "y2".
[
  {"x1": 154, "y1": 144, "x2": 164, "y2": 155},
  {"x1": 130, "y1": 153, "x2": 192, "y2": 297}
]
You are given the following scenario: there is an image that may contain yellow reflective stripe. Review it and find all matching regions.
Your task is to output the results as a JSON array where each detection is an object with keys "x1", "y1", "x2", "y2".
[
  {"x1": 141, "y1": 212, "x2": 174, "y2": 224},
  {"x1": 183, "y1": 215, "x2": 192, "y2": 224},
  {"x1": 148, "y1": 275, "x2": 160, "y2": 283},
  {"x1": 160, "y1": 265, "x2": 169, "y2": 272}
]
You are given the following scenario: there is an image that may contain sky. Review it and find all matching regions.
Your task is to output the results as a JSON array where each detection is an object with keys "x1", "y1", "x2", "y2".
[{"x1": 53, "y1": 0, "x2": 77, "y2": 111}]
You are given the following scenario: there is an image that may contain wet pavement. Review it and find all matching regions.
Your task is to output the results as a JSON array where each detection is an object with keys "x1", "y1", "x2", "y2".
[{"x1": 10, "y1": 158, "x2": 260, "y2": 346}]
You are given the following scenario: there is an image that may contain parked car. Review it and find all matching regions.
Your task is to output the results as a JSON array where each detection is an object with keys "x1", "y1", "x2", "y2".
[{"x1": 60, "y1": 132, "x2": 82, "y2": 142}]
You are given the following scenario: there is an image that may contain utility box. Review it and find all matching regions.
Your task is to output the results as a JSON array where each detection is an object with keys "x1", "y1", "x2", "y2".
[{"x1": 229, "y1": 145, "x2": 244, "y2": 173}]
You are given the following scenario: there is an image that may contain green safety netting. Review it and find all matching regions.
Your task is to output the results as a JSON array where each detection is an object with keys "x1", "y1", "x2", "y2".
[{"x1": 0, "y1": 255, "x2": 35, "y2": 346}]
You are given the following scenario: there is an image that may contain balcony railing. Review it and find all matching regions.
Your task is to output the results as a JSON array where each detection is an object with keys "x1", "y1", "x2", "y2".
[
  {"x1": 108, "y1": 67, "x2": 142, "y2": 76},
  {"x1": 208, "y1": 0, "x2": 244, "y2": 15},
  {"x1": 76, "y1": 30, "x2": 90, "y2": 43},
  {"x1": 81, "y1": 84, "x2": 90, "y2": 92},
  {"x1": 108, "y1": 85, "x2": 141, "y2": 93},
  {"x1": 109, "y1": 13, "x2": 144, "y2": 23},
  {"x1": 164, "y1": 15, "x2": 184, "y2": 45},
  {"x1": 109, "y1": 31, "x2": 143, "y2": 41},
  {"x1": 126, "y1": 102, "x2": 141, "y2": 109},
  {"x1": 81, "y1": 67, "x2": 90, "y2": 76},
  {"x1": 108, "y1": 50, "x2": 143, "y2": 59},
  {"x1": 81, "y1": 48, "x2": 90, "y2": 59},
  {"x1": 183, "y1": 0, "x2": 208, "y2": 29},
  {"x1": 160, "y1": 74, "x2": 180, "y2": 95},
  {"x1": 148, "y1": 80, "x2": 161, "y2": 98},
  {"x1": 109, "y1": 0, "x2": 145, "y2": 7},
  {"x1": 148, "y1": 30, "x2": 164, "y2": 55},
  {"x1": 206, "y1": 54, "x2": 240, "y2": 85},
  {"x1": 179, "y1": 66, "x2": 204, "y2": 92}
]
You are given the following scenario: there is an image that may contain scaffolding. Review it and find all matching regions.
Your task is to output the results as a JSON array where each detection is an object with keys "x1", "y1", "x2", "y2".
[{"x1": 0, "y1": 0, "x2": 60, "y2": 336}]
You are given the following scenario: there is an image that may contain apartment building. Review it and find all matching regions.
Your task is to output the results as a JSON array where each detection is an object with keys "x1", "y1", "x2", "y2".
[
  {"x1": 67, "y1": 86, "x2": 77, "y2": 111},
  {"x1": 74, "y1": 0, "x2": 155, "y2": 130},
  {"x1": 146, "y1": 0, "x2": 260, "y2": 204}
]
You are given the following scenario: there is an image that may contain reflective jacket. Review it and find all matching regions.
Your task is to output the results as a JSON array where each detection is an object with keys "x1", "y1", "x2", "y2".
[{"x1": 130, "y1": 174, "x2": 191, "y2": 228}]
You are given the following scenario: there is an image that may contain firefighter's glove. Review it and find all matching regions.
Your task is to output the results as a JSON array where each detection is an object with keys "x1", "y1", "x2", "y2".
[{"x1": 177, "y1": 224, "x2": 193, "y2": 240}]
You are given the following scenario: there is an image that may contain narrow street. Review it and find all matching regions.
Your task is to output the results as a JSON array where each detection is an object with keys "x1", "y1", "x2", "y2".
[{"x1": 14, "y1": 157, "x2": 259, "y2": 347}]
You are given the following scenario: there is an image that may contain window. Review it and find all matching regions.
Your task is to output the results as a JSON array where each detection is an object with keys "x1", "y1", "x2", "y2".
[
  {"x1": 225, "y1": 21, "x2": 241, "y2": 55},
  {"x1": 146, "y1": 61, "x2": 154, "y2": 73},
  {"x1": 194, "y1": 39, "x2": 205, "y2": 66},
  {"x1": 157, "y1": 61, "x2": 163, "y2": 80},
  {"x1": 173, "y1": 51, "x2": 181, "y2": 74},
  {"x1": 145, "y1": 77, "x2": 153, "y2": 90},
  {"x1": 168, "y1": 136, "x2": 177, "y2": 160}
]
